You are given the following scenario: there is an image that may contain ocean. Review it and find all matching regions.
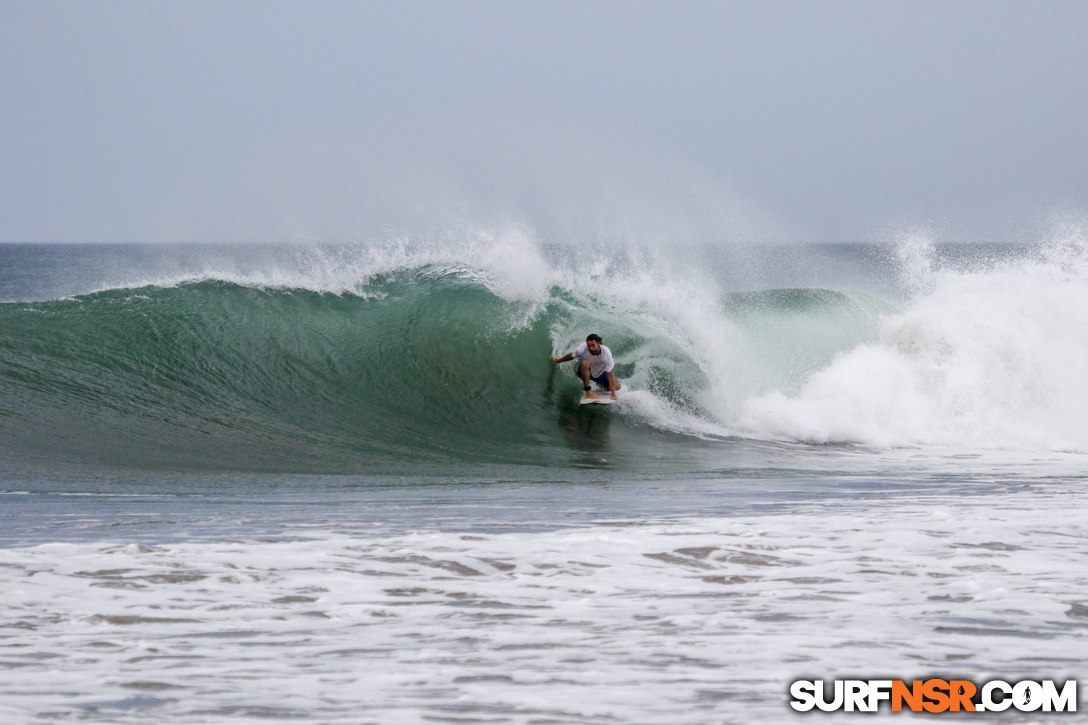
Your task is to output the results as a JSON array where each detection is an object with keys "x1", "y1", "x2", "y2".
[{"x1": 1, "y1": 236, "x2": 1086, "y2": 723}]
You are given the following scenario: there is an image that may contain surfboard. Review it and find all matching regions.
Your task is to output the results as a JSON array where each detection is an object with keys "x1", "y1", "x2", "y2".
[{"x1": 580, "y1": 393, "x2": 615, "y2": 406}]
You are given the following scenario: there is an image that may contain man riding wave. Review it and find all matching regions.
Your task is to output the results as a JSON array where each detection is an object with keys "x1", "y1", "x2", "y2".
[{"x1": 549, "y1": 333, "x2": 621, "y2": 401}]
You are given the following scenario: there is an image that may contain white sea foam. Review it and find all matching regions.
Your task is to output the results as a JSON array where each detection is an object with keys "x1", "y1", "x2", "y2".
[
  {"x1": 735, "y1": 239, "x2": 1088, "y2": 452},
  {"x1": 1, "y1": 486, "x2": 1084, "y2": 723}
]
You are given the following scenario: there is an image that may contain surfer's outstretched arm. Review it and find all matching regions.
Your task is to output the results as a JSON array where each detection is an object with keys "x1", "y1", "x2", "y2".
[{"x1": 550, "y1": 352, "x2": 573, "y2": 363}]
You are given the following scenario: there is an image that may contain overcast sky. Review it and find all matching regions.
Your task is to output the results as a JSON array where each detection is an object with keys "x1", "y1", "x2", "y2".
[{"x1": 3, "y1": 0, "x2": 1087, "y2": 244}]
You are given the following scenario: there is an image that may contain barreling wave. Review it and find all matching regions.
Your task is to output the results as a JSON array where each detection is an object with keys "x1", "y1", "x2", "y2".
[
  {"x1": 1, "y1": 266, "x2": 755, "y2": 473},
  {"x1": 5, "y1": 236, "x2": 1088, "y2": 473}
]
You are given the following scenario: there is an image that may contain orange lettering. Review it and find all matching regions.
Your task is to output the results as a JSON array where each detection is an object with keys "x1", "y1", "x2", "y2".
[
  {"x1": 949, "y1": 680, "x2": 977, "y2": 712},
  {"x1": 892, "y1": 680, "x2": 924, "y2": 712},
  {"x1": 922, "y1": 679, "x2": 951, "y2": 713}
]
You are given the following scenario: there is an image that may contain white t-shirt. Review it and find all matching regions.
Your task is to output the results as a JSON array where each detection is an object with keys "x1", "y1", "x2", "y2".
[{"x1": 572, "y1": 341, "x2": 615, "y2": 379}]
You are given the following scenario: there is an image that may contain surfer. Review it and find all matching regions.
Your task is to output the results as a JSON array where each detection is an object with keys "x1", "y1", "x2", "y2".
[{"x1": 550, "y1": 333, "x2": 621, "y2": 400}]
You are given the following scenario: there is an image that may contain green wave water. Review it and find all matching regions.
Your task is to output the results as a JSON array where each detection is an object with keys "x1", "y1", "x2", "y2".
[{"x1": 0, "y1": 266, "x2": 896, "y2": 473}]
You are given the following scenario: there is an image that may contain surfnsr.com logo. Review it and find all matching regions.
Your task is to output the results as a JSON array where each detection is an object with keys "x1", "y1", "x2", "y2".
[{"x1": 789, "y1": 679, "x2": 1077, "y2": 713}]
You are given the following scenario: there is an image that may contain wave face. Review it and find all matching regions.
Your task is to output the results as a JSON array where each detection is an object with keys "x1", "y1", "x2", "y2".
[
  {"x1": 1, "y1": 274, "x2": 568, "y2": 471},
  {"x1": 3, "y1": 236, "x2": 1088, "y2": 472}
]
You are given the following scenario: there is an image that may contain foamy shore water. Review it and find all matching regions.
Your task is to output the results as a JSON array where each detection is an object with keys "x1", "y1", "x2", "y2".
[{"x1": 2, "y1": 486, "x2": 1085, "y2": 724}]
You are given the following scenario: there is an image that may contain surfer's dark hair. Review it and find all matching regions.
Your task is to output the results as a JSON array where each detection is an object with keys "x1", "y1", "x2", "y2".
[{"x1": 586, "y1": 334, "x2": 603, "y2": 342}]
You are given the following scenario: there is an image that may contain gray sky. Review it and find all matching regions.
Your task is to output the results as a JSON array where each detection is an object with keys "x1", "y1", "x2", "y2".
[{"x1": 3, "y1": 0, "x2": 1087, "y2": 244}]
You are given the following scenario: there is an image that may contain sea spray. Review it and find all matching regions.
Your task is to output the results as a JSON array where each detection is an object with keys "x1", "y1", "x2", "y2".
[{"x1": 737, "y1": 238, "x2": 1088, "y2": 451}]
